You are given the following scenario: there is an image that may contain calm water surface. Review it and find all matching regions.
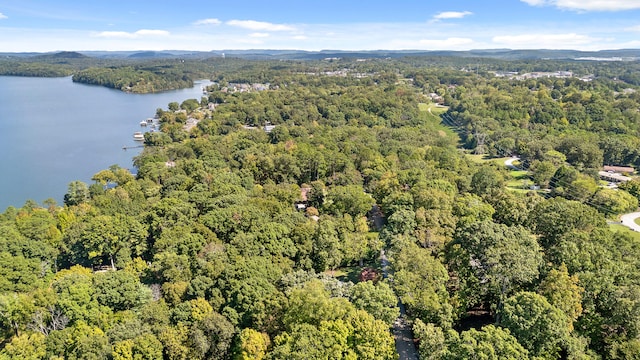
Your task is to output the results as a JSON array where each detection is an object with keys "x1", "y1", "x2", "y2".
[{"x1": 0, "y1": 76, "x2": 210, "y2": 210}]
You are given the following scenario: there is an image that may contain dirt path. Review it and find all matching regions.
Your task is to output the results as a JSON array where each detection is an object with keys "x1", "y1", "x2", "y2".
[
  {"x1": 392, "y1": 303, "x2": 419, "y2": 360},
  {"x1": 380, "y1": 249, "x2": 419, "y2": 360},
  {"x1": 372, "y1": 205, "x2": 419, "y2": 360}
]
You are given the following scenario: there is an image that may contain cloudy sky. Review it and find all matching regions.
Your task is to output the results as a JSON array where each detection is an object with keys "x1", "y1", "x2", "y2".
[{"x1": 1, "y1": 0, "x2": 640, "y2": 52}]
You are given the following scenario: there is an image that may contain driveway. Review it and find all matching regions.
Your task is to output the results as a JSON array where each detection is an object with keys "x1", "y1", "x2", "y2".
[
  {"x1": 620, "y1": 212, "x2": 640, "y2": 232},
  {"x1": 380, "y1": 240, "x2": 419, "y2": 359},
  {"x1": 504, "y1": 156, "x2": 520, "y2": 170}
]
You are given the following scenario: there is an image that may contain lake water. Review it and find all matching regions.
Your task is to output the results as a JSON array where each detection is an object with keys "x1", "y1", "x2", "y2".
[{"x1": 0, "y1": 76, "x2": 211, "y2": 210}]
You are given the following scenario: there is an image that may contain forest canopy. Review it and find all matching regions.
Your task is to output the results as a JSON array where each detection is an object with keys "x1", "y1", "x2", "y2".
[{"x1": 2, "y1": 54, "x2": 640, "y2": 359}]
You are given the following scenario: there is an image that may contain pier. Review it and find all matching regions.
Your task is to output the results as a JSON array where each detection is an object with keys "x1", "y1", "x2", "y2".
[{"x1": 122, "y1": 145, "x2": 144, "y2": 150}]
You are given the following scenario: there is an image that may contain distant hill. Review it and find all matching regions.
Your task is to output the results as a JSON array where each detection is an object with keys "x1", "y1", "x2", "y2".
[
  {"x1": 212, "y1": 48, "x2": 640, "y2": 61},
  {"x1": 128, "y1": 51, "x2": 174, "y2": 59},
  {"x1": 33, "y1": 51, "x2": 91, "y2": 60},
  {"x1": 203, "y1": 48, "x2": 640, "y2": 61},
  {"x1": 2, "y1": 49, "x2": 637, "y2": 61}
]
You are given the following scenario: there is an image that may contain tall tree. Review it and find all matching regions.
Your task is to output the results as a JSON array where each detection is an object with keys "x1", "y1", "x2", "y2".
[
  {"x1": 452, "y1": 221, "x2": 543, "y2": 310},
  {"x1": 499, "y1": 292, "x2": 571, "y2": 359},
  {"x1": 349, "y1": 280, "x2": 399, "y2": 325},
  {"x1": 446, "y1": 325, "x2": 529, "y2": 360},
  {"x1": 538, "y1": 263, "x2": 584, "y2": 331}
]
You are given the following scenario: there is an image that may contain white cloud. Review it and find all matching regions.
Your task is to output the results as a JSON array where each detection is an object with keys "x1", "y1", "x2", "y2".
[
  {"x1": 433, "y1": 11, "x2": 473, "y2": 20},
  {"x1": 236, "y1": 38, "x2": 265, "y2": 45},
  {"x1": 391, "y1": 37, "x2": 475, "y2": 50},
  {"x1": 93, "y1": 31, "x2": 134, "y2": 39},
  {"x1": 226, "y1": 20, "x2": 295, "y2": 32},
  {"x1": 0, "y1": 12, "x2": 7, "y2": 19},
  {"x1": 626, "y1": 25, "x2": 640, "y2": 32},
  {"x1": 520, "y1": 0, "x2": 547, "y2": 5},
  {"x1": 134, "y1": 29, "x2": 169, "y2": 36},
  {"x1": 193, "y1": 18, "x2": 221, "y2": 26},
  {"x1": 492, "y1": 33, "x2": 597, "y2": 48},
  {"x1": 521, "y1": 0, "x2": 640, "y2": 11},
  {"x1": 1, "y1": 17, "x2": 632, "y2": 52},
  {"x1": 419, "y1": 37, "x2": 474, "y2": 47},
  {"x1": 93, "y1": 29, "x2": 170, "y2": 39}
]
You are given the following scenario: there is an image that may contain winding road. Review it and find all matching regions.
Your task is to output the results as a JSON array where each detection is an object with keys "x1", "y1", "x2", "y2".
[
  {"x1": 620, "y1": 212, "x2": 640, "y2": 232},
  {"x1": 504, "y1": 156, "x2": 520, "y2": 170}
]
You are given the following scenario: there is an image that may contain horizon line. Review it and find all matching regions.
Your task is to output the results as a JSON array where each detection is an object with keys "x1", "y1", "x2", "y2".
[{"x1": 3, "y1": 47, "x2": 640, "y2": 54}]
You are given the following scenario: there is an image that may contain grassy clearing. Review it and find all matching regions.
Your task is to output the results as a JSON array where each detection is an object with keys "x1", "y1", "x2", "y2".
[
  {"x1": 610, "y1": 224, "x2": 640, "y2": 241},
  {"x1": 419, "y1": 102, "x2": 449, "y2": 124},
  {"x1": 324, "y1": 259, "x2": 383, "y2": 284},
  {"x1": 509, "y1": 170, "x2": 529, "y2": 179},
  {"x1": 635, "y1": 217, "x2": 640, "y2": 226},
  {"x1": 329, "y1": 266, "x2": 377, "y2": 284},
  {"x1": 506, "y1": 168, "x2": 533, "y2": 191},
  {"x1": 463, "y1": 153, "x2": 533, "y2": 191},
  {"x1": 465, "y1": 153, "x2": 511, "y2": 165},
  {"x1": 418, "y1": 102, "x2": 457, "y2": 140},
  {"x1": 419, "y1": 102, "x2": 449, "y2": 115}
]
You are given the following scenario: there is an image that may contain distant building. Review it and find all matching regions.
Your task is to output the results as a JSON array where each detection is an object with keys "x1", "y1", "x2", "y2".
[
  {"x1": 300, "y1": 187, "x2": 311, "y2": 201},
  {"x1": 294, "y1": 187, "x2": 311, "y2": 212},
  {"x1": 603, "y1": 165, "x2": 634, "y2": 174},
  {"x1": 598, "y1": 171, "x2": 631, "y2": 183}
]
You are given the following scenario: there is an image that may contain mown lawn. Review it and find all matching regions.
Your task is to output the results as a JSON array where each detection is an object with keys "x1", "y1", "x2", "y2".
[
  {"x1": 506, "y1": 170, "x2": 531, "y2": 190},
  {"x1": 610, "y1": 224, "x2": 640, "y2": 241},
  {"x1": 418, "y1": 102, "x2": 449, "y2": 116},
  {"x1": 465, "y1": 153, "x2": 534, "y2": 193},
  {"x1": 418, "y1": 102, "x2": 457, "y2": 139},
  {"x1": 465, "y1": 153, "x2": 511, "y2": 165}
]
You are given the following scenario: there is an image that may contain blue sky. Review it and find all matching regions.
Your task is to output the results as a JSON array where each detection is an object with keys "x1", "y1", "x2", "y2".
[{"x1": 1, "y1": 0, "x2": 640, "y2": 52}]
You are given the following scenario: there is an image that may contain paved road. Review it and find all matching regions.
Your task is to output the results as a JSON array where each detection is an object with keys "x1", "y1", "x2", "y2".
[
  {"x1": 373, "y1": 205, "x2": 419, "y2": 360},
  {"x1": 380, "y1": 249, "x2": 419, "y2": 360},
  {"x1": 620, "y1": 212, "x2": 640, "y2": 232},
  {"x1": 392, "y1": 312, "x2": 419, "y2": 360},
  {"x1": 370, "y1": 205, "x2": 385, "y2": 231},
  {"x1": 504, "y1": 156, "x2": 520, "y2": 170}
]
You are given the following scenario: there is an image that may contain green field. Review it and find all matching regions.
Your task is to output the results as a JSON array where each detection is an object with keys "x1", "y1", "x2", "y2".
[
  {"x1": 464, "y1": 153, "x2": 533, "y2": 192},
  {"x1": 419, "y1": 102, "x2": 449, "y2": 116},
  {"x1": 418, "y1": 102, "x2": 457, "y2": 139},
  {"x1": 464, "y1": 154, "x2": 511, "y2": 165},
  {"x1": 610, "y1": 224, "x2": 640, "y2": 241},
  {"x1": 506, "y1": 170, "x2": 531, "y2": 191}
]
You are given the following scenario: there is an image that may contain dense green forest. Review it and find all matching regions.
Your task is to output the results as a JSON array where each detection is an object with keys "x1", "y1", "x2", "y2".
[
  {"x1": 0, "y1": 53, "x2": 210, "y2": 92},
  {"x1": 3, "y1": 50, "x2": 640, "y2": 92},
  {"x1": 2, "y1": 55, "x2": 640, "y2": 359}
]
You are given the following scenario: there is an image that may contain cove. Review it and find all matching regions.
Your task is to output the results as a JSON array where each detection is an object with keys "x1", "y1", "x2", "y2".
[{"x1": 0, "y1": 76, "x2": 211, "y2": 210}]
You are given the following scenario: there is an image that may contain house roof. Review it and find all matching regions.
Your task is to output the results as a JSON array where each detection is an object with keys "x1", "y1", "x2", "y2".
[
  {"x1": 603, "y1": 165, "x2": 635, "y2": 174},
  {"x1": 300, "y1": 187, "x2": 311, "y2": 201},
  {"x1": 598, "y1": 171, "x2": 632, "y2": 182}
]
